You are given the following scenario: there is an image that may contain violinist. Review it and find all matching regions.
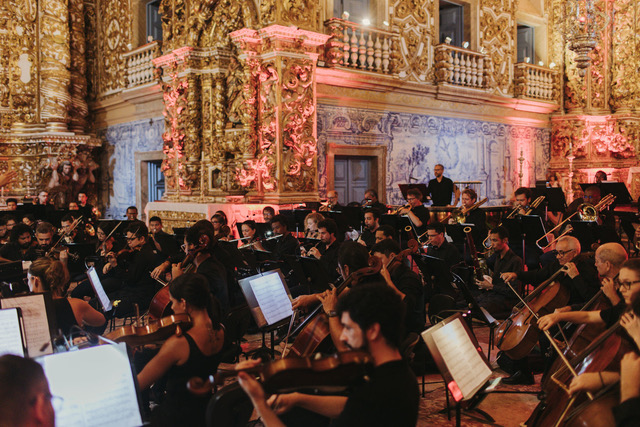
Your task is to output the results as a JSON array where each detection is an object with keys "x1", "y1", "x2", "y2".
[
  {"x1": 371, "y1": 239, "x2": 425, "y2": 334},
  {"x1": 172, "y1": 224, "x2": 229, "y2": 312},
  {"x1": 238, "y1": 282, "x2": 419, "y2": 427},
  {"x1": 0, "y1": 223, "x2": 37, "y2": 262},
  {"x1": 397, "y1": 188, "x2": 429, "y2": 236},
  {"x1": 27, "y1": 257, "x2": 105, "y2": 335},
  {"x1": 302, "y1": 219, "x2": 341, "y2": 283},
  {"x1": 538, "y1": 243, "x2": 631, "y2": 332},
  {"x1": 60, "y1": 213, "x2": 90, "y2": 244},
  {"x1": 501, "y1": 236, "x2": 600, "y2": 310},
  {"x1": 103, "y1": 222, "x2": 163, "y2": 315},
  {"x1": 357, "y1": 208, "x2": 380, "y2": 249},
  {"x1": 210, "y1": 212, "x2": 229, "y2": 241},
  {"x1": 303, "y1": 212, "x2": 324, "y2": 239},
  {"x1": 137, "y1": 273, "x2": 224, "y2": 427},
  {"x1": 475, "y1": 226, "x2": 523, "y2": 318}
]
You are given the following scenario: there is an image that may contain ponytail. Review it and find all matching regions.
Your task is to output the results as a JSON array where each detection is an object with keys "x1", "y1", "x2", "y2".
[{"x1": 28, "y1": 257, "x2": 68, "y2": 296}]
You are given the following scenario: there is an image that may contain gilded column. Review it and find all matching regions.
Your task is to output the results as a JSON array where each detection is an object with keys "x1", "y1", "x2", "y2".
[
  {"x1": 68, "y1": 0, "x2": 88, "y2": 133},
  {"x1": 231, "y1": 25, "x2": 330, "y2": 204},
  {"x1": 39, "y1": 0, "x2": 72, "y2": 131}
]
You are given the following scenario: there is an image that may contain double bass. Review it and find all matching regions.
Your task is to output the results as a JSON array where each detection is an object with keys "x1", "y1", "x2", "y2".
[{"x1": 496, "y1": 265, "x2": 571, "y2": 360}]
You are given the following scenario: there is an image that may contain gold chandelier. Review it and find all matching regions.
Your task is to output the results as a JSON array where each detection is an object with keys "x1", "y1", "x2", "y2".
[{"x1": 564, "y1": 0, "x2": 606, "y2": 77}]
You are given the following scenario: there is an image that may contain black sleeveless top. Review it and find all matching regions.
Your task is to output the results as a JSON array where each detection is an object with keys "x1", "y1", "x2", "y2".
[
  {"x1": 53, "y1": 298, "x2": 77, "y2": 336},
  {"x1": 152, "y1": 332, "x2": 221, "y2": 427}
]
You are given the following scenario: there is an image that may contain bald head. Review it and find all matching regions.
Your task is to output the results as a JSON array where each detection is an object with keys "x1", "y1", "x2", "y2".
[
  {"x1": 555, "y1": 236, "x2": 581, "y2": 265},
  {"x1": 557, "y1": 236, "x2": 580, "y2": 253},
  {"x1": 595, "y1": 242, "x2": 628, "y2": 278}
]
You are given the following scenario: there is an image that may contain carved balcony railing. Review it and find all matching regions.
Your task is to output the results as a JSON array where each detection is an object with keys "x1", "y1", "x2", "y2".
[
  {"x1": 434, "y1": 44, "x2": 489, "y2": 89},
  {"x1": 323, "y1": 18, "x2": 397, "y2": 74},
  {"x1": 123, "y1": 41, "x2": 162, "y2": 89},
  {"x1": 514, "y1": 63, "x2": 558, "y2": 102}
]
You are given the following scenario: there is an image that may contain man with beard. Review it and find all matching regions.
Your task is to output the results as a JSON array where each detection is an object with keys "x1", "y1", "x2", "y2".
[
  {"x1": 303, "y1": 218, "x2": 342, "y2": 282},
  {"x1": 238, "y1": 282, "x2": 419, "y2": 427},
  {"x1": 0, "y1": 223, "x2": 36, "y2": 262},
  {"x1": 357, "y1": 208, "x2": 381, "y2": 249}
]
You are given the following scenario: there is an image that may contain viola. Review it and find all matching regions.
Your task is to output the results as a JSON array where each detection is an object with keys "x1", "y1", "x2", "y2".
[
  {"x1": 187, "y1": 350, "x2": 372, "y2": 396},
  {"x1": 287, "y1": 256, "x2": 383, "y2": 357},
  {"x1": 105, "y1": 313, "x2": 192, "y2": 347},
  {"x1": 496, "y1": 265, "x2": 571, "y2": 360},
  {"x1": 385, "y1": 239, "x2": 420, "y2": 274}
]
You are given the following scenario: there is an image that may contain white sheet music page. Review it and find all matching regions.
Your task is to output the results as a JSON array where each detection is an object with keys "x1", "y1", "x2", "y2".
[
  {"x1": 250, "y1": 273, "x2": 293, "y2": 325},
  {"x1": 0, "y1": 308, "x2": 25, "y2": 356},
  {"x1": 41, "y1": 343, "x2": 143, "y2": 427},
  {"x1": 1, "y1": 294, "x2": 52, "y2": 357},
  {"x1": 431, "y1": 318, "x2": 492, "y2": 400}
]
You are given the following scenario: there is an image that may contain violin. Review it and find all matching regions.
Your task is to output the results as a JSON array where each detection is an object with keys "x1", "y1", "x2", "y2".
[
  {"x1": 496, "y1": 265, "x2": 571, "y2": 360},
  {"x1": 187, "y1": 350, "x2": 372, "y2": 396},
  {"x1": 385, "y1": 239, "x2": 420, "y2": 274},
  {"x1": 105, "y1": 312, "x2": 192, "y2": 347},
  {"x1": 287, "y1": 256, "x2": 383, "y2": 358}
]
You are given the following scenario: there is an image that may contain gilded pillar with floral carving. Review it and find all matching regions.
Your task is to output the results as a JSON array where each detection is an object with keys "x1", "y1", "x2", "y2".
[
  {"x1": 39, "y1": 0, "x2": 72, "y2": 130},
  {"x1": 68, "y1": 0, "x2": 89, "y2": 133},
  {"x1": 231, "y1": 26, "x2": 330, "y2": 203}
]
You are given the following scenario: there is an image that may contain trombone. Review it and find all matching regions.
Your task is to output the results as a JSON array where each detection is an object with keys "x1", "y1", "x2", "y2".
[
  {"x1": 391, "y1": 203, "x2": 411, "y2": 215},
  {"x1": 483, "y1": 195, "x2": 546, "y2": 248},
  {"x1": 535, "y1": 193, "x2": 616, "y2": 250},
  {"x1": 439, "y1": 197, "x2": 488, "y2": 224}
]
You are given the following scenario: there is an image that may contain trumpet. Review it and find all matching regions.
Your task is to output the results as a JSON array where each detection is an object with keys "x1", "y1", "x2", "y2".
[
  {"x1": 535, "y1": 193, "x2": 616, "y2": 250},
  {"x1": 439, "y1": 197, "x2": 488, "y2": 224},
  {"x1": 391, "y1": 204, "x2": 410, "y2": 215}
]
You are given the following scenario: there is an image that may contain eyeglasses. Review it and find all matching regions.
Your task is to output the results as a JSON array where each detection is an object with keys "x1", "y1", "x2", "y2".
[
  {"x1": 125, "y1": 236, "x2": 137, "y2": 242},
  {"x1": 555, "y1": 249, "x2": 575, "y2": 257},
  {"x1": 618, "y1": 280, "x2": 640, "y2": 290}
]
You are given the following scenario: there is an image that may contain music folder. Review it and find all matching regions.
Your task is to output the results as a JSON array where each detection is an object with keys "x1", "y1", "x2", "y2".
[
  {"x1": 0, "y1": 307, "x2": 28, "y2": 357},
  {"x1": 398, "y1": 183, "x2": 429, "y2": 201},
  {"x1": 0, "y1": 292, "x2": 57, "y2": 357},
  {"x1": 421, "y1": 313, "x2": 493, "y2": 402}
]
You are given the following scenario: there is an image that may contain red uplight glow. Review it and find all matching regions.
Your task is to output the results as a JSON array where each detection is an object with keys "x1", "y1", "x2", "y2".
[{"x1": 447, "y1": 381, "x2": 464, "y2": 402}]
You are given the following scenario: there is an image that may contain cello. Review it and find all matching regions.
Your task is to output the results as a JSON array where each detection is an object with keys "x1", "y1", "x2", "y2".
[{"x1": 496, "y1": 265, "x2": 571, "y2": 360}]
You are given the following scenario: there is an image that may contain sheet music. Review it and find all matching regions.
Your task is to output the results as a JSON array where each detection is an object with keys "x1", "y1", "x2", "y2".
[
  {"x1": 41, "y1": 343, "x2": 143, "y2": 427},
  {"x1": 0, "y1": 308, "x2": 25, "y2": 357},
  {"x1": 1, "y1": 294, "x2": 52, "y2": 357},
  {"x1": 430, "y1": 318, "x2": 492, "y2": 399},
  {"x1": 249, "y1": 272, "x2": 293, "y2": 325}
]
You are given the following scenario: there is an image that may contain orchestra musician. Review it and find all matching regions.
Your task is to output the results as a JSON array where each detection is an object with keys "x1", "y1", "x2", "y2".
[
  {"x1": 501, "y1": 236, "x2": 600, "y2": 310},
  {"x1": 0, "y1": 354, "x2": 57, "y2": 427},
  {"x1": 263, "y1": 206, "x2": 275, "y2": 223},
  {"x1": 454, "y1": 188, "x2": 487, "y2": 247},
  {"x1": 172, "y1": 224, "x2": 229, "y2": 313},
  {"x1": 357, "y1": 208, "x2": 381, "y2": 249},
  {"x1": 538, "y1": 259, "x2": 640, "y2": 398},
  {"x1": 423, "y1": 222, "x2": 462, "y2": 300},
  {"x1": 27, "y1": 257, "x2": 105, "y2": 335},
  {"x1": 68, "y1": 201, "x2": 79, "y2": 211},
  {"x1": 397, "y1": 188, "x2": 429, "y2": 236},
  {"x1": 595, "y1": 170, "x2": 608, "y2": 183},
  {"x1": 319, "y1": 190, "x2": 343, "y2": 212},
  {"x1": 240, "y1": 220, "x2": 259, "y2": 245},
  {"x1": 475, "y1": 226, "x2": 524, "y2": 319},
  {"x1": 303, "y1": 212, "x2": 324, "y2": 239},
  {"x1": 126, "y1": 206, "x2": 139, "y2": 221},
  {"x1": 149, "y1": 216, "x2": 181, "y2": 260},
  {"x1": 0, "y1": 223, "x2": 37, "y2": 262},
  {"x1": 102, "y1": 222, "x2": 164, "y2": 315},
  {"x1": 301, "y1": 218, "x2": 341, "y2": 283},
  {"x1": 0, "y1": 216, "x2": 8, "y2": 245},
  {"x1": 509, "y1": 187, "x2": 543, "y2": 270},
  {"x1": 6, "y1": 197, "x2": 18, "y2": 210},
  {"x1": 238, "y1": 281, "x2": 419, "y2": 427},
  {"x1": 426, "y1": 164, "x2": 460, "y2": 206},
  {"x1": 262, "y1": 214, "x2": 301, "y2": 260},
  {"x1": 137, "y1": 273, "x2": 224, "y2": 427},
  {"x1": 363, "y1": 188, "x2": 388, "y2": 213},
  {"x1": 375, "y1": 224, "x2": 396, "y2": 245},
  {"x1": 371, "y1": 239, "x2": 425, "y2": 334}
]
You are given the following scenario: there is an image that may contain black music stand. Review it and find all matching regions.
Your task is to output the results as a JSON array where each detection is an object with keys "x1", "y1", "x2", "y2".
[
  {"x1": 421, "y1": 313, "x2": 496, "y2": 426},
  {"x1": 503, "y1": 215, "x2": 548, "y2": 265},
  {"x1": 446, "y1": 224, "x2": 469, "y2": 246},
  {"x1": 580, "y1": 182, "x2": 632, "y2": 206},
  {"x1": 0, "y1": 261, "x2": 27, "y2": 297},
  {"x1": 277, "y1": 210, "x2": 299, "y2": 233},
  {"x1": 543, "y1": 188, "x2": 567, "y2": 213},
  {"x1": 413, "y1": 253, "x2": 454, "y2": 298},
  {"x1": 323, "y1": 210, "x2": 349, "y2": 238},
  {"x1": 299, "y1": 256, "x2": 332, "y2": 293},
  {"x1": 569, "y1": 220, "x2": 599, "y2": 250},
  {"x1": 399, "y1": 183, "x2": 429, "y2": 201}
]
